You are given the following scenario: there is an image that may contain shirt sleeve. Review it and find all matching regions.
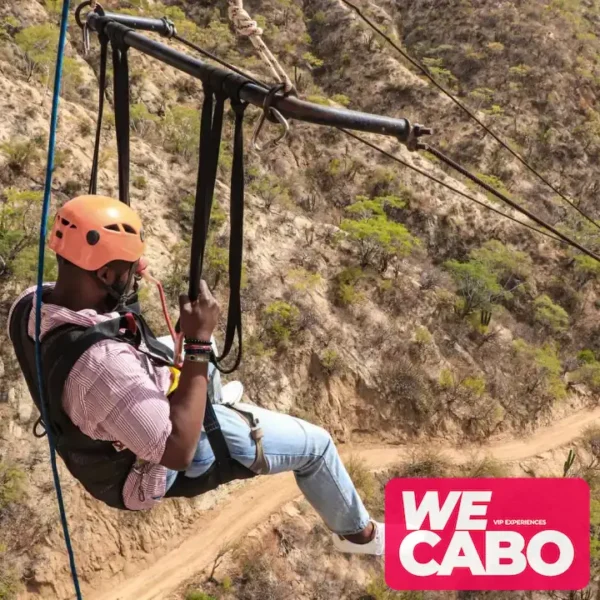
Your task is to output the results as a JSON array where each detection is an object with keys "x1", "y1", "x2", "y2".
[{"x1": 64, "y1": 341, "x2": 172, "y2": 464}]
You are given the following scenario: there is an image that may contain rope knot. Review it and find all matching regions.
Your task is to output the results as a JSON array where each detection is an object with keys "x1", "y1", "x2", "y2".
[{"x1": 228, "y1": 6, "x2": 263, "y2": 37}]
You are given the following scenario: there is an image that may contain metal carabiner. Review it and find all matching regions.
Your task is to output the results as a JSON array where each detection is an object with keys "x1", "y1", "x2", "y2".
[
  {"x1": 75, "y1": 0, "x2": 104, "y2": 55},
  {"x1": 251, "y1": 83, "x2": 290, "y2": 153}
]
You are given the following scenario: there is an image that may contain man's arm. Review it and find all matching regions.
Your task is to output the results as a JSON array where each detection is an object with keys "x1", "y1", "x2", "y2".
[
  {"x1": 159, "y1": 281, "x2": 220, "y2": 470},
  {"x1": 160, "y1": 360, "x2": 208, "y2": 470}
]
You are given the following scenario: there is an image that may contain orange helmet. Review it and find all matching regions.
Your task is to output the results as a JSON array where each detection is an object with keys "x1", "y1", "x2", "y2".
[{"x1": 49, "y1": 195, "x2": 145, "y2": 271}]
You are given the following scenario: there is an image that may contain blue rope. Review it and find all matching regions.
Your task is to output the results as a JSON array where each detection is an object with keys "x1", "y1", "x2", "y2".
[{"x1": 35, "y1": 1, "x2": 83, "y2": 598}]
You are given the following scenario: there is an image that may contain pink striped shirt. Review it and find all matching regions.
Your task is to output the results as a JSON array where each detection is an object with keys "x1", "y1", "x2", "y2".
[{"x1": 8, "y1": 285, "x2": 173, "y2": 510}]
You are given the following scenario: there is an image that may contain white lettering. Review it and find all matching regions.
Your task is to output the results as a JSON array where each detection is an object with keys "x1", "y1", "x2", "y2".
[
  {"x1": 399, "y1": 530, "x2": 441, "y2": 576},
  {"x1": 485, "y1": 531, "x2": 527, "y2": 575},
  {"x1": 456, "y1": 491, "x2": 491, "y2": 530},
  {"x1": 527, "y1": 530, "x2": 574, "y2": 577},
  {"x1": 402, "y1": 491, "x2": 462, "y2": 531},
  {"x1": 438, "y1": 531, "x2": 486, "y2": 575}
]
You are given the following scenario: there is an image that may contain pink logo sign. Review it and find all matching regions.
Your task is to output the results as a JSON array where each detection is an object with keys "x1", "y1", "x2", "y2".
[{"x1": 385, "y1": 478, "x2": 589, "y2": 590}]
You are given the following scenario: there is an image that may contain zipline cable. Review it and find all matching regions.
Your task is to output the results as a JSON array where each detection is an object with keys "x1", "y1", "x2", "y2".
[
  {"x1": 340, "y1": 128, "x2": 566, "y2": 246},
  {"x1": 172, "y1": 33, "x2": 268, "y2": 89},
  {"x1": 165, "y1": 35, "x2": 599, "y2": 257},
  {"x1": 421, "y1": 143, "x2": 600, "y2": 260},
  {"x1": 36, "y1": 0, "x2": 83, "y2": 598},
  {"x1": 339, "y1": 0, "x2": 600, "y2": 233}
]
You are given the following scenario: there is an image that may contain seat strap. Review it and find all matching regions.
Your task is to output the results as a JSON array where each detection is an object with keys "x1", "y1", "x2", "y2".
[
  {"x1": 111, "y1": 37, "x2": 130, "y2": 205},
  {"x1": 188, "y1": 85, "x2": 225, "y2": 301},
  {"x1": 217, "y1": 98, "x2": 247, "y2": 373},
  {"x1": 89, "y1": 32, "x2": 108, "y2": 195}
]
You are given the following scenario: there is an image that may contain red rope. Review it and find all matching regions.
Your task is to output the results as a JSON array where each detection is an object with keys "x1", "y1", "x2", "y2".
[{"x1": 141, "y1": 270, "x2": 183, "y2": 368}]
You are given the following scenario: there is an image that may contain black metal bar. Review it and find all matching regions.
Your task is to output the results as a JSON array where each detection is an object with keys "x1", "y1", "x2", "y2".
[
  {"x1": 86, "y1": 14, "x2": 413, "y2": 143},
  {"x1": 101, "y1": 11, "x2": 175, "y2": 37}
]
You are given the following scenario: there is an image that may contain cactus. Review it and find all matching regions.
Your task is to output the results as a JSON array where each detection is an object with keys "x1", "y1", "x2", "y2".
[{"x1": 563, "y1": 449, "x2": 576, "y2": 477}]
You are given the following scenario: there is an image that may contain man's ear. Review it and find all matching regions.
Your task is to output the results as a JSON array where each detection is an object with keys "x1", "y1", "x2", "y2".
[{"x1": 96, "y1": 265, "x2": 115, "y2": 286}]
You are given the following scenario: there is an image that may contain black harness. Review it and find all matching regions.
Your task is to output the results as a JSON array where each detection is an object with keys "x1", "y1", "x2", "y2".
[{"x1": 8, "y1": 289, "x2": 255, "y2": 510}]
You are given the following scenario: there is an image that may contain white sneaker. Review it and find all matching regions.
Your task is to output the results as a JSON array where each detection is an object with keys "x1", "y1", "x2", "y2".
[
  {"x1": 222, "y1": 381, "x2": 244, "y2": 405},
  {"x1": 332, "y1": 521, "x2": 385, "y2": 556}
]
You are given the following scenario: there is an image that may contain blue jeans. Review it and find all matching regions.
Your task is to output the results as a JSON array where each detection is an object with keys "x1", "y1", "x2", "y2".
[{"x1": 164, "y1": 402, "x2": 371, "y2": 536}]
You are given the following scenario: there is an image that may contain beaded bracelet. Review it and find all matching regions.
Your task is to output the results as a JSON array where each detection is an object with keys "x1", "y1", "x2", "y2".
[{"x1": 184, "y1": 338, "x2": 212, "y2": 346}]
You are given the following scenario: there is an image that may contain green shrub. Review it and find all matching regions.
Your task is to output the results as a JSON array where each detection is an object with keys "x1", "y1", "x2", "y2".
[
  {"x1": 333, "y1": 267, "x2": 364, "y2": 307},
  {"x1": 414, "y1": 326, "x2": 432, "y2": 345},
  {"x1": 204, "y1": 242, "x2": 228, "y2": 289},
  {"x1": 130, "y1": 102, "x2": 159, "y2": 137},
  {"x1": 439, "y1": 369, "x2": 486, "y2": 402},
  {"x1": 78, "y1": 119, "x2": 93, "y2": 137},
  {"x1": 574, "y1": 254, "x2": 600, "y2": 281},
  {"x1": 288, "y1": 268, "x2": 322, "y2": 293},
  {"x1": 185, "y1": 592, "x2": 216, "y2": 600},
  {"x1": 133, "y1": 175, "x2": 147, "y2": 190},
  {"x1": 15, "y1": 23, "x2": 58, "y2": 80},
  {"x1": 61, "y1": 57, "x2": 83, "y2": 96},
  {"x1": 312, "y1": 10, "x2": 326, "y2": 23},
  {"x1": 306, "y1": 94, "x2": 330, "y2": 105},
  {"x1": 263, "y1": 301, "x2": 300, "y2": 346},
  {"x1": 161, "y1": 105, "x2": 200, "y2": 159},
  {"x1": 302, "y1": 51, "x2": 323, "y2": 68},
  {"x1": 320, "y1": 348, "x2": 340, "y2": 374},
  {"x1": 533, "y1": 294, "x2": 569, "y2": 333},
  {"x1": 365, "y1": 573, "x2": 424, "y2": 600},
  {"x1": 0, "y1": 463, "x2": 26, "y2": 510},
  {"x1": 578, "y1": 349, "x2": 596, "y2": 364},
  {"x1": 513, "y1": 339, "x2": 566, "y2": 400},
  {"x1": 444, "y1": 259, "x2": 508, "y2": 317},
  {"x1": 221, "y1": 576, "x2": 232, "y2": 591},
  {"x1": 341, "y1": 198, "x2": 419, "y2": 273},
  {"x1": 470, "y1": 240, "x2": 532, "y2": 289},
  {"x1": 62, "y1": 179, "x2": 81, "y2": 197},
  {"x1": 248, "y1": 173, "x2": 292, "y2": 211},
  {"x1": 331, "y1": 94, "x2": 350, "y2": 107},
  {"x1": 459, "y1": 456, "x2": 507, "y2": 478},
  {"x1": 402, "y1": 449, "x2": 450, "y2": 478},
  {"x1": 0, "y1": 189, "x2": 48, "y2": 281},
  {"x1": 0, "y1": 568, "x2": 22, "y2": 600},
  {"x1": 0, "y1": 138, "x2": 41, "y2": 174},
  {"x1": 346, "y1": 456, "x2": 379, "y2": 512},
  {"x1": 572, "y1": 361, "x2": 600, "y2": 393}
]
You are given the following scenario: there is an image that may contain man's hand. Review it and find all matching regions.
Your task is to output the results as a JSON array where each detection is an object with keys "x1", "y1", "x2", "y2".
[{"x1": 179, "y1": 280, "x2": 220, "y2": 340}]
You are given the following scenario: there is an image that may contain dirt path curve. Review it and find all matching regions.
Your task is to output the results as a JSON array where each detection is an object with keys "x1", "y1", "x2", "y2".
[{"x1": 89, "y1": 405, "x2": 600, "y2": 600}]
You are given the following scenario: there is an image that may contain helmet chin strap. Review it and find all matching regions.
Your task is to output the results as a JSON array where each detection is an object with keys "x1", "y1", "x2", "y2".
[{"x1": 100, "y1": 262, "x2": 139, "y2": 311}]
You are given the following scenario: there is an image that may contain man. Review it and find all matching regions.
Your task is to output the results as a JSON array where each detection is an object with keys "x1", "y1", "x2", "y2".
[{"x1": 8, "y1": 194, "x2": 383, "y2": 556}]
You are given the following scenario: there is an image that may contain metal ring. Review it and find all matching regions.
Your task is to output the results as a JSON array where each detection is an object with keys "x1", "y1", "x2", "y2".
[
  {"x1": 75, "y1": 0, "x2": 104, "y2": 29},
  {"x1": 251, "y1": 83, "x2": 290, "y2": 152},
  {"x1": 263, "y1": 82, "x2": 286, "y2": 124}
]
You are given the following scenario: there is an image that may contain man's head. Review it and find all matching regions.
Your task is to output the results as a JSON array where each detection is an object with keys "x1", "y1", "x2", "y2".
[{"x1": 49, "y1": 195, "x2": 146, "y2": 311}]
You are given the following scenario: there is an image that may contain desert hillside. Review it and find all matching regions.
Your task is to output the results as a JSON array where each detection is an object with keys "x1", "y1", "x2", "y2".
[{"x1": 0, "y1": 0, "x2": 600, "y2": 598}]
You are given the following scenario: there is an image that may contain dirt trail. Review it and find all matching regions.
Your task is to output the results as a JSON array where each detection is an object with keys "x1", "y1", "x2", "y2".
[{"x1": 87, "y1": 405, "x2": 600, "y2": 600}]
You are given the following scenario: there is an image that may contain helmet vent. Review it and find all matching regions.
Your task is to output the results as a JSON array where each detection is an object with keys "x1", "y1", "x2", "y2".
[
  {"x1": 61, "y1": 218, "x2": 70, "y2": 226},
  {"x1": 122, "y1": 224, "x2": 137, "y2": 235},
  {"x1": 104, "y1": 224, "x2": 120, "y2": 232}
]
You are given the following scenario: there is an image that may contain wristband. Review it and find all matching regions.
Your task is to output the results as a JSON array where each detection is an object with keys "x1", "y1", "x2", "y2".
[
  {"x1": 184, "y1": 344, "x2": 212, "y2": 352},
  {"x1": 185, "y1": 353, "x2": 211, "y2": 363}
]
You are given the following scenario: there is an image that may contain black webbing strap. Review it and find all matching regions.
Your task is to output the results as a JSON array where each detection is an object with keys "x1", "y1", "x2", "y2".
[
  {"x1": 89, "y1": 33, "x2": 108, "y2": 195},
  {"x1": 111, "y1": 37, "x2": 130, "y2": 205},
  {"x1": 188, "y1": 86, "x2": 226, "y2": 301},
  {"x1": 217, "y1": 98, "x2": 247, "y2": 373}
]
